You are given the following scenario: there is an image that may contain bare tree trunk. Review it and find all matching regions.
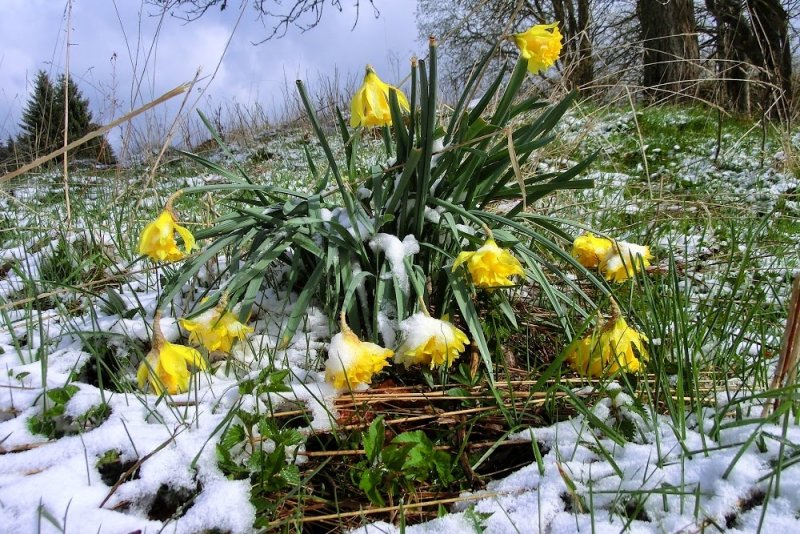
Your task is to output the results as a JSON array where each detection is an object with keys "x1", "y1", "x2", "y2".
[
  {"x1": 552, "y1": 0, "x2": 594, "y2": 91},
  {"x1": 638, "y1": 0, "x2": 700, "y2": 101},
  {"x1": 747, "y1": 0, "x2": 792, "y2": 121},
  {"x1": 705, "y1": 0, "x2": 791, "y2": 119}
]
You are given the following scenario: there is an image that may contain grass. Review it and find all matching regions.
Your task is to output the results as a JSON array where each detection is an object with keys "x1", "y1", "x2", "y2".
[{"x1": 0, "y1": 100, "x2": 798, "y2": 532}]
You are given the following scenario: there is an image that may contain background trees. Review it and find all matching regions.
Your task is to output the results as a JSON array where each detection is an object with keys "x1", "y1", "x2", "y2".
[
  {"x1": 9, "y1": 70, "x2": 115, "y2": 169},
  {"x1": 416, "y1": 0, "x2": 797, "y2": 119}
]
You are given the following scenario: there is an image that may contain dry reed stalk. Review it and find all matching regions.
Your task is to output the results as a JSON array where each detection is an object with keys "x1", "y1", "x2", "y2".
[
  {"x1": 265, "y1": 491, "x2": 500, "y2": 528},
  {"x1": 763, "y1": 273, "x2": 800, "y2": 417},
  {"x1": 0, "y1": 82, "x2": 192, "y2": 185}
]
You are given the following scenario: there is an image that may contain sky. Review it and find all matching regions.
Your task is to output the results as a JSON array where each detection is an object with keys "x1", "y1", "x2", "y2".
[{"x1": 0, "y1": 0, "x2": 420, "y2": 151}]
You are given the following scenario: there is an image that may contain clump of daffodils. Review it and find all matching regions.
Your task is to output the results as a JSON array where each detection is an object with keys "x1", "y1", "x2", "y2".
[
  {"x1": 572, "y1": 232, "x2": 652, "y2": 283},
  {"x1": 566, "y1": 301, "x2": 649, "y2": 377},
  {"x1": 325, "y1": 311, "x2": 394, "y2": 390},
  {"x1": 137, "y1": 313, "x2": 207, "y2": 395},
  {"x1": 350, "y1": 65, "x2": 410, "y2": 128},
  {"x1": 453, "y1": 228, "x2": 525, "y2": 288},
  {"x1": 138, "y1": 190, "x2": 196, "y2": 262},
  {"x1": 513, "y1": 22, "x2": 563, "y2": 74},
  {"x1": 180, "y1": 296, "x2": 253, "y2": 354},
  {"x1": 395, "y1": 304, "x2": 469, "y2": 369}
]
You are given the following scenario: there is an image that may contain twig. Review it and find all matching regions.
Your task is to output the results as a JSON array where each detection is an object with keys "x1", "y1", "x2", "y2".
[{"x1": 99, "y1": 426, "x2": 185, "y2": 508}]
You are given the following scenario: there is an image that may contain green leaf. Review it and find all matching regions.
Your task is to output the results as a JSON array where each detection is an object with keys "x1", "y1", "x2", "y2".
[
  {"x1": 219, "y1": 424, "x2": 246, "y2": 451},
  {"x1": 278, "y1": 261, "x2": 325, "y2": 349},
  {"x1": 363, "y1": 416, "x2": 385, "y2": 463},
  {"x1": 358, "y1": 468, "x2": 385, "y2": 506}
]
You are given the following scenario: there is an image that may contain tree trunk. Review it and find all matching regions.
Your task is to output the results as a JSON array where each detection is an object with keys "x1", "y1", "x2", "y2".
[
  {"x1": 747, "y1": 0, "x2": 792, "y2": 121},
  {"x1": 638, "y1": 0, "x2": 700, "y2": 101},
  {"x1": 705, "y1": 0, "x2": 791, "y2": 119},
  {"x1": 552, "y1": 0, "x2": 594, "y2": 91}
]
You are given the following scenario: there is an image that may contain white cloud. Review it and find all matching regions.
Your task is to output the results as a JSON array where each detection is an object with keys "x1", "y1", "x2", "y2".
[{"x1": 0, "y1": 0, "x2": 420, "y2": 149}]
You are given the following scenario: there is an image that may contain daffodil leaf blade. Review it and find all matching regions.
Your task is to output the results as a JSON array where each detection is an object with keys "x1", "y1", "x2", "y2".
[
  {"x1": 448, "y1": 271, "x2": 494, "y2": 384},
  {"x1": 278, "y1": 261, "x2": 325, "y2": 350}
]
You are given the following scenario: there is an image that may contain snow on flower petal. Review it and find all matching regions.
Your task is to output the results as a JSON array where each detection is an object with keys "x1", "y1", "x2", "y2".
[
  {"x1": 513, "y1": 22, "x2": 563, "y2": 75},
  {"x1": 325, "y1": 322, "x2": 393, "y2": 390},
  {"x1": 453, "y1": 238, "x2": 525, "y2": 288},
  {"x1": 601, "y1": 241, "x2": 653, "y2": 283},
  {"x1": 350, "y1": 66, "x2": 410, "y2": 128},
  {"x1": 395, "y1": 312, "x2": 470, "y2": 369},
  {"x1": 137, "y1": 341, "x2": 207, "y2": 395},
  {"x1": 138, "y1": 210, "x2": 196, "y2": 262},
  {"x1": 572, "y1": 232, "x2": 615, "y2": 269}
]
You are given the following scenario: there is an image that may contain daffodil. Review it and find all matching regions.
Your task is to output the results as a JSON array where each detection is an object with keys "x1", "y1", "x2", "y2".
[
  {"x1": 325, "y1": 312, "x2": 394, "y2": 390},
  {"x1": 453, "y1": 237, "x2": 525, "y2": 288},
  {"x1": 350, "y1": 65, "x2": 410, "y2": 128},
  {"x1": 601, "y1": 241, "x2": 653, "y2": 283},
  {"x1": 138, "y1": 191, "x2": 196, "y2": 262},
  {"x1": 513, "y1": 22, "x2": 563, "y2": 75},
  {"x1": 566, "y1": 302, "x2": 648, "y2": 377},
  {"x1": 395, "y1": 310, "x2": 469, "y2": 369},
  {"x1": 180, "y1": 303, "x2": 253, "y2": 353},
  {"x1": 137, "y1": 314, "x2": 207, "y2": 394},
  {"x1": 572, "y1": 232, "x2": 615, "y2": 269}
]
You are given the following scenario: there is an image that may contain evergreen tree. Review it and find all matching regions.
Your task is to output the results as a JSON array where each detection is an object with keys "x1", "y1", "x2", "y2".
[
  {"x1": 17, "y1": 70, "x2": 116, "y2": 165},
  {"x1": 18, "y1": 70, "x2": 59, "y2": 159}
]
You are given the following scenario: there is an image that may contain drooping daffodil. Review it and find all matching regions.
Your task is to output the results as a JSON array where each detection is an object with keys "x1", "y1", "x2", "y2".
[
  {"x1": 601, "y1": 241, "x2": 653, "y2": 283},
  {"x1": 137, "y1": 313, "x2": 207, "y2": 395},
  {"x1": 325, "y1": 311, "x2": 394, "y2": 390},
  {"x1": 572, "y1": 232, "x2": 615, "y2": 269},
  {"x1": 350, "y1": 65, "x2": 410, "y2": 128},
  {"x1": 571, "y1": 232, "x2": 652, "y2": 283},
  {"x1": 180, "y1": 298, "x2": 253, "y2": 353},
  {"x1": 395, "y1": 305, "x2": 469, "y2": 369},
  {"x1": 513, "y1": 22, "x2": 563, "y2": 75},
  {"x1": 566, "y1": 301, "x2": 648, "y2": 377},
  {"x1": 453, "y1": 230, "x2": 525, "y2": 288},
  {"x1": 138, "y1": 191, "x2": 196, "y2": 262}
]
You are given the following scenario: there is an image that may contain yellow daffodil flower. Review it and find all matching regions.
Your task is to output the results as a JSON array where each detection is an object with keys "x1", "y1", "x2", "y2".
[
  {"x1": 513, "y1": 22, "x2": 563, "y2": 75},
  {"x1": 350, "y1": 65, "x2": 410, "y2": 128},
  {"x1": 566, "y1": 303, "x2": 648, "y2": 377},
  {"x1": 601, "y1": 241, "x2": 653, "y2": 283},
  {"x1": 137, "y1": 314, "x2": 207, "y2": 394},
  {"x1": 325, "y1": 312, "x2": 393, "y2": 390},
  {"x1": 453, "y1": 237, "x2": 525, "y2": 288},
  {"x1": 395, "y1": 311, "x2": 469, "y2": 369},
  {"x1": 180, "y1": 306, "x2": 253, "y2": 353},
  {"x1": 138, "y1": 209, "x2": 196, "y2": 262},
  {"x1": 572, "y1": 232, "x2": 615, "y2": 269}
]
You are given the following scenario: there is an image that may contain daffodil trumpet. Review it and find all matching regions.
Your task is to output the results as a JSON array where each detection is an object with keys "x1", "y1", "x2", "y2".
[
  {"x1": 565, "y1": 300, "x2": 649, "y2": 377},
  {"x1": 138, "y1": 190, "x2": 197, "y2": 262},
  {"x1": 324, "y1": 311, "x2": 394, "y2": 390},
  {"x1": 395, "y1": 299, "x2": 470, "y2": 369},
  {"x1": 350, "y1": 65, "x2": 410, "y2": 128},
  {"x1": 137, "y1": 311, "x2": 207, "y2": 395},
  {"x1": 453, "y1": 226, "x2": 525, "y2": 288},
  {"x1": 513, "y1": 22, "x2": 563, "y2": 75},
  {"x1": 180, "y1": 294, "x2": 253, "y2": 354}
]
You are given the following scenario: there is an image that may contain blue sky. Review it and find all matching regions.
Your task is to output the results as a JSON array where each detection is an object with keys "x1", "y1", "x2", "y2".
[{"x1": 0, "y1": 0, "x2": 420, "y2": 147}]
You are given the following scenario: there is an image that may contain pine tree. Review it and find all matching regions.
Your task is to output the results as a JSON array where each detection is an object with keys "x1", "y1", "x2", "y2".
[
  {"x1": 18, "y1": 70, "x2": 59, "y2": 159},
  {"x1": 17, "y1": 70, "x2": 116, "y2": 165}
]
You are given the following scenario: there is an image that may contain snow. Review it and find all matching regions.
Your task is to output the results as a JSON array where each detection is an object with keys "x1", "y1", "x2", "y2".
[
  {"x1": 1, "y1": 108, "x2": 798, "y2": 533},
  {"x1": 368, "y1": 233, "x2": 420, "y2": 296}
]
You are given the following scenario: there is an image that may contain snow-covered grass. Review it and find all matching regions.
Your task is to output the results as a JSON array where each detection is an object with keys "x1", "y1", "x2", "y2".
[{"x1": 1, "y1": 102, "x2": 799, "y2": 533}]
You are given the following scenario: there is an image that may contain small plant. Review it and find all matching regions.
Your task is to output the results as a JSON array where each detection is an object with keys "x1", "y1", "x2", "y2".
[
  {"x1": 355, "y1": 416, "x2": 454, "y2": 506},
  {"x1": 216, "y1": 369, "x2": 303, "y2": 527},
  {"x1": 28, "y1": 384, "x2": 110, "y2": 439}
]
